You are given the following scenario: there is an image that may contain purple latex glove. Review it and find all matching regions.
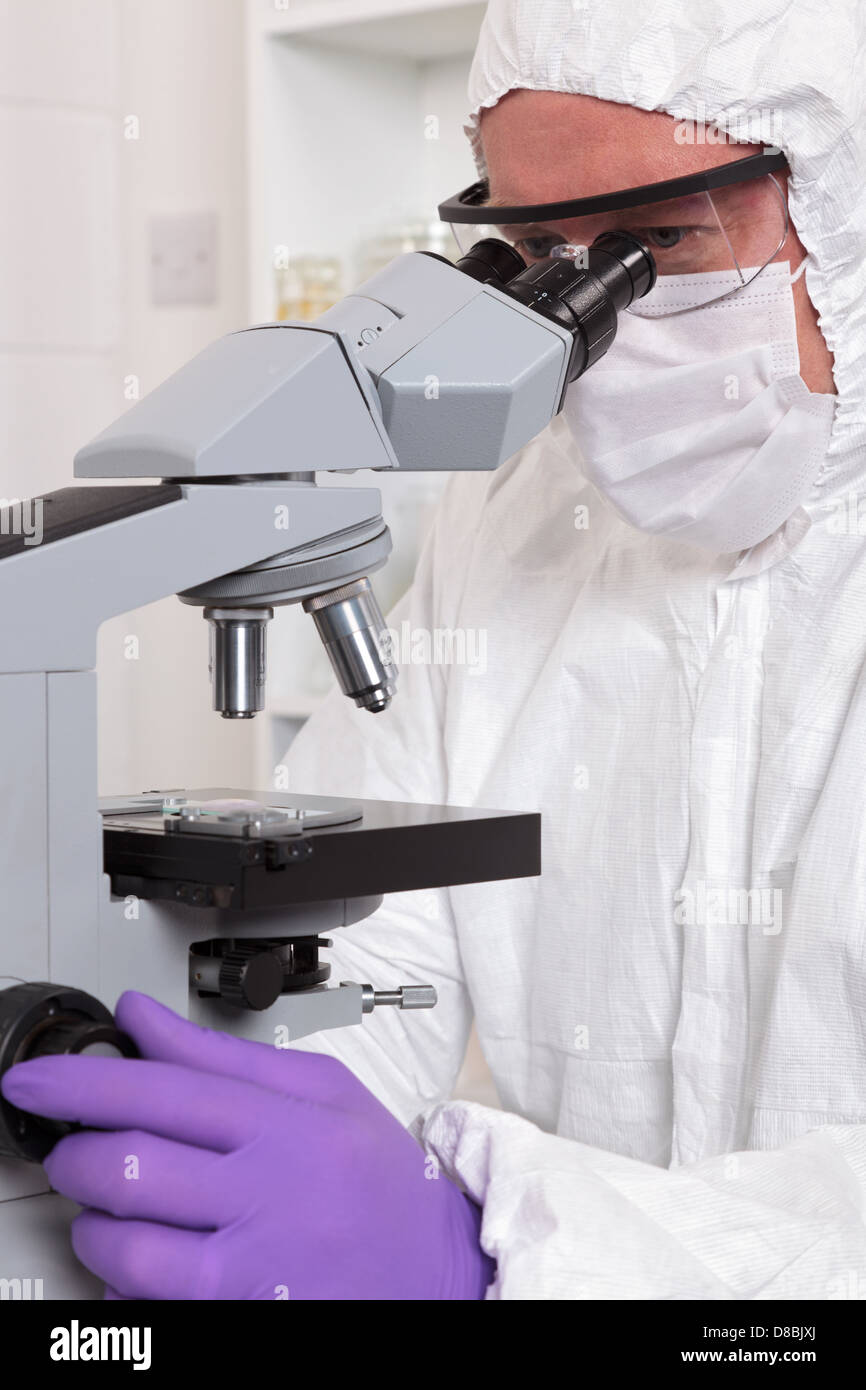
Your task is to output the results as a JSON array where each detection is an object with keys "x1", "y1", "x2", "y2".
[{"x1": 0, "y1": 991, "x2": 493, "y2": 1301}]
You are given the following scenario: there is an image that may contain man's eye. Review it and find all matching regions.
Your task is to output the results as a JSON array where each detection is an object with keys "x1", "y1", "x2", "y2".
[
  {"x1": 512, "y1": 235, "x2": 566, "y2": 261},
  {"x1": 635, "y1": 226, "x2": 690, "y2": 249}
]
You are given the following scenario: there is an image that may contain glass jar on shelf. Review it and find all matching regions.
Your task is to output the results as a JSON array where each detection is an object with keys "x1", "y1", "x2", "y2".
[
  {"x1": 354, "y1": 219, "x2": 456, "y2": 283},
  {"x1": 275, "y1": 256, "x2": 343, "y2": 322}
]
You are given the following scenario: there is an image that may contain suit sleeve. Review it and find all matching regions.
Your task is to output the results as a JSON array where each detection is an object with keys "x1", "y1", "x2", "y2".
[{"x1": 420, "y1": 1100, "x2": 866, "y2": 1298}]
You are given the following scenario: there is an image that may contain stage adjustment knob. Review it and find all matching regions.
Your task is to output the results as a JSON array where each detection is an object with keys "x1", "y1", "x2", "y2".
[{"x1": 217, "y1": 947, "x2": 284, "y2": 1011}]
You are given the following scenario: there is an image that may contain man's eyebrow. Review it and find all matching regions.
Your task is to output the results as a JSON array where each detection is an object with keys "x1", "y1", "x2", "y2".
[
  {"x1": 495, "y1": 222, "x2": 554, "y2": 238},
  {"x1": 484, "y1": 192, "x2": 558, "y2": 212}
]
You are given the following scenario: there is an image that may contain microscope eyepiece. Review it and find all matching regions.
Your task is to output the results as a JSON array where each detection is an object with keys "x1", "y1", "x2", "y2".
[
  {"x1": 454, "y1": 237, "x2": 527, "y2": 286},
  {"x1": 589, "y1": 229, "x2": 657, "y2": 304},
  {"x1": 457, "y1": 230, "x2": 657, "y2": 388}
]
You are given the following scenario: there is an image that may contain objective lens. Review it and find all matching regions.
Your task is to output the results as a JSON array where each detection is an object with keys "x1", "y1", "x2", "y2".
[
  {"x1": 303, "y1": 578, "x2": 396, "y2": 713},
  {"x1": 205, "y1": 607, "x2": 273, "y2": 719}
]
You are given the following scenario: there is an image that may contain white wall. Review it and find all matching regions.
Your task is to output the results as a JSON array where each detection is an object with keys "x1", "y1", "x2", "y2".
[
  {"x1": 97, "y1": 0, "x2": 254, "y2": 795},
  {"x1": 0, "y1": 0, "x2": 257, "y2": 796},
  {"x1": 0, "y1": 0, "x2": 121, "y2": 500}
]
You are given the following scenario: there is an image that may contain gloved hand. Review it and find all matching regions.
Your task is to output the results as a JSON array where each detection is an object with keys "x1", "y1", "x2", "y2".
[{"x1": 0, "y1": 991, "x2": 493, "y2": 1300}]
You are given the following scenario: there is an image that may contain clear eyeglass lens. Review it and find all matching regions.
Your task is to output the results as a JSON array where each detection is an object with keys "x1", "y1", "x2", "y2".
[{"x1": 446, "y1": 173, "x2": 788, "y2": 315}]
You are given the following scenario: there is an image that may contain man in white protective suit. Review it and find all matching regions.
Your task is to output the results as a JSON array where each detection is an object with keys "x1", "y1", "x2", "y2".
[
  {"x1": 277, "y1": 0, "x2": 866, "y2": 1297},
  {"x1": 8, "y1": 0, "x2": 866, "y2": 1303}
]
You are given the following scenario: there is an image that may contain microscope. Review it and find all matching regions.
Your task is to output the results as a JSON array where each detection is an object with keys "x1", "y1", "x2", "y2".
[{"x1": 0, "y1": 231, "x2": 654, "y2": 1296}]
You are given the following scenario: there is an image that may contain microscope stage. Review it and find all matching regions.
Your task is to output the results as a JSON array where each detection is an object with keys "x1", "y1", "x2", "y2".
[{"x1": 101, "y1": 789, "x2": 540, "y2": 911}]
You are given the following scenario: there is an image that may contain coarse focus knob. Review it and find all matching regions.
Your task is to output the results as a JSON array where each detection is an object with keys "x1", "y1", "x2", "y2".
[
  {"x1": 0, "y1": 982, "x2": 137, "y2": 1162},
  {"x1": 217, "y1": 947, "x2": 285, "y2": 1011}
]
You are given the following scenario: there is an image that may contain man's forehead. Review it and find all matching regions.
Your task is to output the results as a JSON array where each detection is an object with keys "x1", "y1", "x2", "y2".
[{"x1": 480, "y1": 90, "x2": 756, "y2": 204}]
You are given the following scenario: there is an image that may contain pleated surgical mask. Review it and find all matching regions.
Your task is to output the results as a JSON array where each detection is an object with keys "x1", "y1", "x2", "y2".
[{"x1": 563, "y1": 260, "x2": 836, "y2": 554}]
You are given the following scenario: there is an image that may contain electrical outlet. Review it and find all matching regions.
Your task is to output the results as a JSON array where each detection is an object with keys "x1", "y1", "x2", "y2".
[{"x1": 149, "y1": 212, "x2": 218, "y2": 306}]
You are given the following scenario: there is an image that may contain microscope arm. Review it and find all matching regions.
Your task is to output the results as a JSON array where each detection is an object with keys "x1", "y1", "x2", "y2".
[{"x1": 0, "y1": 481, "x2": 383, "y2": 675}]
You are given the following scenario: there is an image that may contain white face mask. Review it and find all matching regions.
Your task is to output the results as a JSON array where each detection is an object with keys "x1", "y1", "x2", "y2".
[{"x1": 563, "y1": 261, "x2": 836, "y2": 555}]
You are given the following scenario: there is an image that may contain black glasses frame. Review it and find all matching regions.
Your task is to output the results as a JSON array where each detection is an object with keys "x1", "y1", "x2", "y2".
[{"x1": 438, "y1": 147, "x2": 788, "y2": 225}]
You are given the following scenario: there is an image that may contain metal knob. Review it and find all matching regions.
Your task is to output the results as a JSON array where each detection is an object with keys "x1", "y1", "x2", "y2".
[
  {"x1": 346, "y1": 983, "x2": 438, "y2": 1014},
  {"x1": 190, "y1": 947, "x2": 285, "y2": 1011}
]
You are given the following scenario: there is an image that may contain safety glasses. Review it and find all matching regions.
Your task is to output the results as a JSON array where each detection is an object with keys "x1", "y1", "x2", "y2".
[{"x1": 439, "y1": 148, "x2": 791, "y2": 315}]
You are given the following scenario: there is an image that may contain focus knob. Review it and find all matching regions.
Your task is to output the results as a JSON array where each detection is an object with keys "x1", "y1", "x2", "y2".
[
  {"x1": 218, "y1": 947, "x2": 284, "y2": 1011},
  {"x1": 0, "y1": 982, "x2": 137, "y2": 1162}
]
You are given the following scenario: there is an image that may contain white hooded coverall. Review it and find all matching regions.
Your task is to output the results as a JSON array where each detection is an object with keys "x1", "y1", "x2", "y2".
[{"x1": 283, "y1": 0, "x2": 866, "y2": 1298}]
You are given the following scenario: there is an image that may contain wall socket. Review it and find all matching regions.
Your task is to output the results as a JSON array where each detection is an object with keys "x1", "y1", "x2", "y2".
[{"x1": 149, "y1": 211, "x2": 218, "y2": 306}]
